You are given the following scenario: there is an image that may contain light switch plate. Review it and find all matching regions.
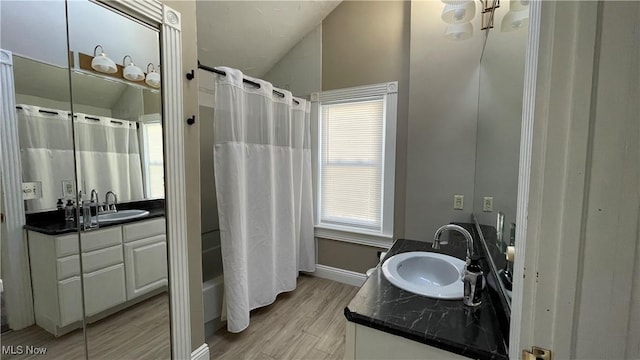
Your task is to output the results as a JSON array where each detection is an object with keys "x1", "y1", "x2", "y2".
[
  {"x1": 453, "y1": 195, "x2": 464, "y2": 210},
  {"x1": 61, "y1": 180, "x2": 75, "y2": 199},
  {"x1": 483, "y1": 197, "x2": 493, "y2": 212},
  {"x1": 22, "y1": 182, "x2": 42, "y2": 200}
]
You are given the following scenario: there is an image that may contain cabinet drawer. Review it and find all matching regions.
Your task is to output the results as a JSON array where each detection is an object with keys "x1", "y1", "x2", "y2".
[
  {"x1": 123, "y1": 218, "x2": 165, "y2": 243},
  {"x1": 83, "y1": 264, "x2": 126, "y2": 317},
  {"x1": 58, "y1": 276, "x2": 83, "y2": 327},
  {"x1": 82, "y1": 245, "x2": 123, "y2": 273},
  {"x1": 57, "y1": 255, "x2": 80, "y2": 280},
  {"x1": 55, "y1": 234, "x2": 80, "y2": 258},
  {"x1": 80, "y1": 226, "x2": 122, "y2": 252}
]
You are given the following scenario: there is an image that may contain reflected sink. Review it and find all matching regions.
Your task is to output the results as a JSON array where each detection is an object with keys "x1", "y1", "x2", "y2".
[
  {"x1": 80, "y1": 209, "x2": 149, "y2": 225},
  {"x1": 381, "y1": 251, "x2": 466, "y2": 299}
]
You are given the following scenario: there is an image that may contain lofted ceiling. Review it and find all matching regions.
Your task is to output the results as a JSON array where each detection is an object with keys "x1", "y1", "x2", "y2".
[{"x1": 196, "y1": 1, "x2": 341, "y2": 78}]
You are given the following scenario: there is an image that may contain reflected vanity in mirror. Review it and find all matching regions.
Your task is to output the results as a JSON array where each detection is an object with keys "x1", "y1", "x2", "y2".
[
  {"x1": 473, "y1": 0, "x2": 529, "y2": 312},
  {"x1": 1, "y1": 0, "x2": 171, "y2": 358}
]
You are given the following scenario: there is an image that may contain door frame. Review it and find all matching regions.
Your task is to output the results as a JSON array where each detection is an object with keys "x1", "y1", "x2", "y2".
[{"x1": 510, "y1": 1, "x2": 603, "y2": 358}]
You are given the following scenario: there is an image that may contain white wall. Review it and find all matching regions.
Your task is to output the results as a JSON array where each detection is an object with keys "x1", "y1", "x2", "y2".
[
  {"x1": 263, "y1": 25, "x2": 322, "y2": 99},
  {"x1": 404, "y1": 1, "x2": 483, "y2": 240}
]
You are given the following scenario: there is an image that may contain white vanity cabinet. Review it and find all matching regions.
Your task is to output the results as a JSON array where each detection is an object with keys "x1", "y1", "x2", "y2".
[
  {"x1": 28, "y1": 217, "x2": 167, "y2": 336},
  {"x1": 345, "y1": 322, "x2": 470, "y2": 360},
  {"x1": 122, "y1": 218, "x2": 168, "y2": 300}
]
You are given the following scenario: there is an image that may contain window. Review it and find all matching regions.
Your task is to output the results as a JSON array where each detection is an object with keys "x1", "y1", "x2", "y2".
[
  {"x1": 313, "y1": 82, "x2": 397, "y2": 240},
  {"x1": 140, "y1": 114, "x2": 165, "y2": 199}
]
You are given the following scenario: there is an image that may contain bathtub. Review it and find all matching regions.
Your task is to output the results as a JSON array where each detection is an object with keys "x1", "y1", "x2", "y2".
[{"x1": 203, "y1": 275, "x2": 224, "y2": 337}]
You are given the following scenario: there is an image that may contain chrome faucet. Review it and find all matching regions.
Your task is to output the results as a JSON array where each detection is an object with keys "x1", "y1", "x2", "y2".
[
  {"x1": 90, "y1": 189, "x2": 105, "y2": 213},
  {"x1": 90, "y1": 189, "x2": 99, "y2": 203},
  {"x1": 432, "y1": 224, "x2": 475, "y2": 263},
  {"x1": 105, "y1": 191, "x2": 118, "y2": 212}
]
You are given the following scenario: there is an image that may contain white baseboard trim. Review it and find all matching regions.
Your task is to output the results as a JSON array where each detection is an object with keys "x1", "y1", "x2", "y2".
[
  {"x1": 309, "y1": 264, "x2": 367, "y2": 287},
  {"x1": 191, "y1": 343, "x2": 209, "y2": 360}
]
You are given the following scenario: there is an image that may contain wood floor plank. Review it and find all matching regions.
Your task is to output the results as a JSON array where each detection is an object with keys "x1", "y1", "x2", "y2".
[
  {"x1": 1, "y1": 293, "x2": 171, "y2": 360},
  {"x1": 207, "y1": 275, "x2": 357, "y2": 360}
]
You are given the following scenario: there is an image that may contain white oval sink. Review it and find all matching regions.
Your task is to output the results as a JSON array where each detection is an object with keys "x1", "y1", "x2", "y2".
[
  {"x1": 81, "y1": 209, "x2": 149, "y2": 225},
  {"x1": 381, "y1": 251, "x2": 466, "y2": 299},
  {"x1": 98, "y1": 209, "x2": 149, "y2": 223}
]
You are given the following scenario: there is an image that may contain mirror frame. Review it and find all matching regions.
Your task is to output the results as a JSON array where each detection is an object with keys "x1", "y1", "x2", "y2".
[{"x1": 0, "y1": 1, "x2": 192, "y2": 358}]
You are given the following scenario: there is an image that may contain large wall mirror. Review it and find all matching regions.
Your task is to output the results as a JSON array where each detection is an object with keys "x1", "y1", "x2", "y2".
[
  {"x1": 473, "y1": 1, "x2": 529, "y2": 313},
  {"x1": 0, "y1": 0, "x2": 181, "y2": 358}
]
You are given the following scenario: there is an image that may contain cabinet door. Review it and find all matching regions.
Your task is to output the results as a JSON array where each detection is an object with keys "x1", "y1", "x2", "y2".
[
  {"x1": 58, "y1": 277, "x2": 83, "y2": 327},
  {"x1": 124, "y1": 235, "x2": 168, "y2": 300},
  {"x1": 83, "y1": 264, "x2": 127, "y2": 317}
]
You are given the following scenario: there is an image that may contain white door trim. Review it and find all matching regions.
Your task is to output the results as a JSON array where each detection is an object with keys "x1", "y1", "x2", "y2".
[{"x1": 511, "y1": 1, "x2": 604, "y2": 358}]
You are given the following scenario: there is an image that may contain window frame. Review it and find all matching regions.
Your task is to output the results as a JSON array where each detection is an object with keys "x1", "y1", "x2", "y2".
[
  {"x1": 311, "y1": 81, "x2": 398, "y2": 246},
  {"x1": 138, "y1": 113, "x2": 164, "y2": 199}
]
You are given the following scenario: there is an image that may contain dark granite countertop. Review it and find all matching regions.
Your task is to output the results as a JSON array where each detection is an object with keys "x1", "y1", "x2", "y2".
[
  {"x1": 344, "y1": 224, "x2": 508, "y2": 360},
  {"x1": 24, "y1": 199, "x2": 165, "y2": 235}
]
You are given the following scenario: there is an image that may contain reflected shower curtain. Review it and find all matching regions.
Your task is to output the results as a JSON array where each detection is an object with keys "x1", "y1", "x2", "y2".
[
  {"x1": 18, "y1": 105, "x2": 143, "y2": 211},
  {"x1": 212, "y1": 67, "x2": 315, "y2": 333},
  {"x1": 74, "y1": 113, "x2": 143, "y2": 202}
]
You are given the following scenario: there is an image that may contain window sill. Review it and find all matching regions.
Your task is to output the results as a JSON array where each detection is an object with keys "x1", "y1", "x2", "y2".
[{"x1": 314, "y1": 225, "x2": 393, "y2": 249}]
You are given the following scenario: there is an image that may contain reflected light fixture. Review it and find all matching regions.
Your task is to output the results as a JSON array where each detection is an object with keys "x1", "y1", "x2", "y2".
[
  {"x1": 444, "y1": 22, "x2": 474, "y2": 41},
  {"x1": 91, "y1": 45, "x2": 117, "y2": 74},
  {"x1": 441, "y1": 1, "x2": 476, "y2": 24},
  {"x1": 145, "y1": 63, "x2": 161, "y2": 88},
  {"x1": 501, "y1": 9, "x2": 529, "y2": 31},
  {"x1": 502, "y1": 0, "x2": 529, "y2": 32},
  {"x1": 122, "y1": 55, "x2": 144, "y2": 81}
]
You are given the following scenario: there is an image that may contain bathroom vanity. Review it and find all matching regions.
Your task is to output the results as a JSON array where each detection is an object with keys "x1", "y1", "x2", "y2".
[
  {"x1": 344, "y1": 226, "x2": 508, "y2": 360},
  {"x1": 25, "y1": 203, "x2": 167, "y2": 336}
]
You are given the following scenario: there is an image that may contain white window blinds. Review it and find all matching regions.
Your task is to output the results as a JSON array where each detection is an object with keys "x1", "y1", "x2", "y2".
[
  {"x1": 320, "y1": 98, "x2": 385, "y2": 231},
  {"x1": 142, "y1": 121, "x2": 165, "y2": 198}
]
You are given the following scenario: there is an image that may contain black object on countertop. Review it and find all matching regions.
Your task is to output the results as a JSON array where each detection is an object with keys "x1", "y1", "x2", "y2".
[
  {"x1": 344, "y1": 226, "x2": 508, "y2": 360},
  {"x1": 24, "y1": 199, "x2": 166, "y2": 235}
]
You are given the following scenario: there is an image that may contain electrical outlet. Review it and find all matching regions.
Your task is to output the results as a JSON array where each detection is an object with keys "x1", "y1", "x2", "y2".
[
  {"x1": 453, "y1": 195, "x2": 464, "y2": 210},
  {"x1": 61, "y1": 180, "x2": 75, "y2": 199},
  {"x1": 483, "y1": 197, "x2": 493, "y2": 212},
  {"x1": 22, "y1": 182, "x2": 42, "y2": 200}
]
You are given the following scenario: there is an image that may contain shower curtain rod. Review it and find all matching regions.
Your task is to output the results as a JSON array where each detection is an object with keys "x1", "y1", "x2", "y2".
[{"x1": 198, "y1": 61, "x2": 300, "y2": 105}]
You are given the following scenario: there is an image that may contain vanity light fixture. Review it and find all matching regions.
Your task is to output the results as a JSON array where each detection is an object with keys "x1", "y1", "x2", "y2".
[
  {"x1": 122, "y1": 55, "x2": 144, "y2": 81},
  {"x1": 145, "y1": 63, "x2": 161, "y2": 88},
  {"x1": 501, "y1": 0, "x2": 530, "y2": 32},
  {"x1": 441, "y1": 1, "x2": 476, "y2": 24},
  {"x1": 90, "y1": 45, "x2": 117, "y2": 74},
  {"x1": 444, "y1": 22, "x2": 474, "y2": 41},
  {"x1": 501, "y1": 9, "x2": 529, "y2": 31}
]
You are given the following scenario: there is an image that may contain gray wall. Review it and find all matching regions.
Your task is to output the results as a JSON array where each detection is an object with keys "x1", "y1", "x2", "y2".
[
  {"x1": 318, "y1": 0, "x2": 411, "y2": 272},
  {"x1": 403, "y1": 1, "x2": 483, "y2": 240},
  {"x1": 263, "y1": 25, "x2": 323, "y2": 99}
]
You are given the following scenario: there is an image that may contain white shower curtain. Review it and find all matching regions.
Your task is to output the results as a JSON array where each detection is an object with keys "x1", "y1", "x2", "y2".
[
  {"x1": 74, "y1": 113, "x2": 144, "y2": 202},
  {"x1": 18, "y1": 105, "x2": 143, "y2": 211},
  {"x1": 18, "y1": 105, "x2": 76, "y2": 211},
  {"x1": 212, "y1": 67, "x2": 315, "y2": 333}
]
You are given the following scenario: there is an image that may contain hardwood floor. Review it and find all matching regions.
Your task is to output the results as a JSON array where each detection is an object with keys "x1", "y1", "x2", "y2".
[
  {"x1": 1, "y1": 293, "x2": 170, "y2": 360},
  {"x1": 207, "y1": 275, "x2": 358, "y2": 360}
]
